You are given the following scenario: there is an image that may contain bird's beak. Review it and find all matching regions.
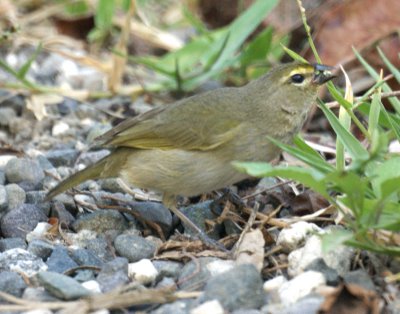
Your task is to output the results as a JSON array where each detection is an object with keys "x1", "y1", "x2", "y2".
[{"x1": 312, "y1": 64, "x2": 336, "y2": 85}]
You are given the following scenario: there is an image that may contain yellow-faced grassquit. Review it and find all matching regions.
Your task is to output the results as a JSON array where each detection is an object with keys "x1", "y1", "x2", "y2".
[{"x1": 46, "y1": 61, "x2": 334, "y2": 235}]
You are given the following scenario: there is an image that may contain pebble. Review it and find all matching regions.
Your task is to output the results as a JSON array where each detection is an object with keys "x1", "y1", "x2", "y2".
[
  {"x1": 96, "y1": 257, "x2": 129, "y2": 293},
  {"x1": 22, "y1": 287, "x2": 59, "y2": 302},
  {"x1": 0, "y1": 270, "x2": 27, "y2": 297},
  {"x1": 5, "y1": 158, "x2": 45, "y2": 184},
  {"x1": 70, "y1": 248, "x2": 103, "y2": 267},
  {"x1": 5, "y1": 183, "x2": 26, "y2": 209},
  {"x1": 114, "y1": 234, "x2": 157, "y2": 262},
  {"x1": 0, "y1": 107, "x2": 16, "y2": 126},
  {"x1": 178, "y1": 257, "x2": 220, "y2": 290},
  {"x1": 0, "y1": 237, "x2": 27, "y2": 251},
  {"x1": 191, "y1": 300, "x2": 224, "y2": 314},
  {"x1": 46, "y1": 246, "x2": 78, "y2": 273},
  {"x1": 305, "y1": 258, "x2": 339, "y2": 286},
  {"x1": 26, "y1": 222, "x2": 52, "y2": 242},
  {"x1": 128, "y1": 259, "x2": 158, "y2": 285},
  {"x1": 0, "y1": 170, "x2": 5, "y2": 184},
  {"x1": 153, "y1": 260, "x2": 183, "y2": 280},
  {"x1": 0, "y1": 185, "x2": 8, "y2": 211},
  {"x1": 27, "y1": 239, "x2": 54, "y2": 260},
  {"x1": 0, "y1": 204, "x2": 47, "y2": 239},
  {"x1": 278, "y1": 271, "x2": 326, "y2": 304},
  {"x1": 50, "y1": 201, "x2": 75, "y2": 226},
  {"x1": 26, "y1": 191, "x2": 51, "y2": 214},
  {"x1": 200, "y1": 264, "x2": 265, "y2": 311},
  {"x1": 81, "y1": 280, "x2": 102, "y2": 294},
  {"x1": 36, "y1": 271, "x2": 92, "y2": 300},
  {"x1": 130, "y1": 201, "x2": 173, "y2": 234},
  {"x1": 277, "y1": 221, "x2": 322, "y2": 252},
  {"x1": 0, "y1": 248, "x2": 48, "y2": 277},
  {"x1": 152, "y1": 300, "x2": 194, "y2": 314},
  {"x1": 52, "y1": 121, "x2": 70, "y2": 136},
  {"x1": 72, "y1": 210, "x2": 129, "y2": 234},
  {"x1": 343, "y1": 269, "x2": 376, "y2": 292},
  {"x1": 263, "y1": 275, "x2": 288, "y2": 303},
  {"x1": 46, "y1": 148, "x2": 79, "y2": 167}
]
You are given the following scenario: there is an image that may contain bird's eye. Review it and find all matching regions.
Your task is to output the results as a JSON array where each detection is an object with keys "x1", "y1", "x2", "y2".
[{"x1": 291, "y1": 74, "x2": 305, "y2": 84}]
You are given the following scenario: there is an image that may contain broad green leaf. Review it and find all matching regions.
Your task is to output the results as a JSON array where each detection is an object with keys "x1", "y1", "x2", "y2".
[
  {"x1": 318, "y1": 100, "x2": 369, "y2": 162},
  {"x1": 240, "y1": 27, "x2": 273, "y2": 69},
  {"x1": 95, "y1": 0, "x2": 115, "y2": 30},
  {"x1": 369, "y1": 157, "x2": 400, "y2": 199},
  {"x1": 321, "y1": 229, "x2": 354, "y2": 253}
]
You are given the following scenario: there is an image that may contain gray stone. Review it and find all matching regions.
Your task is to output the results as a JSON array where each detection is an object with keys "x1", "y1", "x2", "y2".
[
  {"x1": 0, "y1": 204, "x2": 47, "y2": 239},
  {"x1": 22, "y1": 287, "x2": 59, "y2": 302},
  {"x1": 5, "y1": 183, "x2": 26, "y2": 209},
  {"x1": 343, "y1": 269, "x2": 376, "y2": 292},
  {"x1": 72, "y1": 210, "x2": 129, "y2": 234},
  {"x1": 46, "y1": 149, "x2": 79, "y2": 167},
  {"x1": 28, "y1": 239, "x2": 54, "y2": 260},
  {"x1": 78, "y1": 150, "x2": 109, "y2": 165},
  {"x1": 26, "y1": 191, "x2": 51, "y2": 216},
  {"x1": 97, "y1": 257, "x2": 129, "y2": 292},
  {"x1": 0, "y1": 248, "x2": 48, "y2": 277},
  {"x1": 57, "y1": 98, "x2": 78, "y2": 115},
  {"x1": 0, "y1": 271, "x2": 27, "y2": 297},
  {"x1": 0, "y1": 237, "x2": 27, "y2": 252},
  {"x1": 201, "y1": 264, "x2": 265, "y2": 311},
  {"x1": 283, "y1": 294, "x2": 325, "y2": 314},
  {"x1": 114, "y1": 234, "x2": 156, "y2": 262},
  {"x1": 99, "y1": 178, "x2": 126, "y2": 193},
  {"x1": 70, "y1": 248, "x2": 103, "y2": 267},
  {"x1": 156, "y1": 277, "x2": 177, "y2": 290},
  {"x1": 50, "y1": 201, "x2": 75, "y2": 227},
  {"x1": 36, "y1": 271, "x2": 91, "y2": 300},
  {"x1": 0, "y1": 107, "x2": 16, "y2": 126},
  {"x1": 181, "y1": 201, "x2": 220, "y2": 239},
  {"x1": 153, "y1": 260, "x2": 183, "y2": 280},
  {"x1": 0, "y1": 185, "x2": 8, "y2": 211},
  {"x1": 36, "y1": 155, "x2": 56, "y2": 171},
  {"x1": 131, "y1": 201, "x2": 173, "y2": 233},
  {"x1": 5, "y1": 158, "x2": 45, "y2": 184},
  {"x1": 305, "y1": 258, "x2": 339, "y2": 286},
  {"x1": 84, "y1": 235, "x2": 115, "y2": 262},
  {"x1": 151, "y1": 300, "x2": 194, "y2": 314},
  {"x1": 178, "y1": 257, "x2": 220, "y2": 291},
  {"x1": 46, "y1": 246, "x2": 78, "y2": 273},
  {"x1": 0, "y1": 170, "x2": 5, "y2": 185},
  {"x1": 73, "y1": 269, "x2": 95, "y2": 283}
]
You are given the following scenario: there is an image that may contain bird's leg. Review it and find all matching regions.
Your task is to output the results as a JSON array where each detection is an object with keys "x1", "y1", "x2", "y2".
[
  {"x1": 212, "y1": 188, "x2": 246, "y2": 212},
  {"x1": 163, "y1": 194, "x2": 227, "y2": 252}
]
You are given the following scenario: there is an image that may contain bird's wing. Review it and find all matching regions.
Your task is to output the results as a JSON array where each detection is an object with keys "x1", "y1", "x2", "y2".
[{"x1": 95, "y1": 93, "x2": 243, "y2": 151}]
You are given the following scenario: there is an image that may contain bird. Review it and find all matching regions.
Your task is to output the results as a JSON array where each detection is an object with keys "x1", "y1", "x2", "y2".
[{"x1": 46, "y1": 61, "x2": 334, "y2": 239}]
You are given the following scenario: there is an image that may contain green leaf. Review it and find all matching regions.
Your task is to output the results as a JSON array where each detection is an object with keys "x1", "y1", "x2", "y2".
[
  {"x1": 233, "y1": 162, "x2": 328, "y2": 197},
  {"x1": 240, "y1": 27, "x2": 273, "y2": 69},
  {"x1": 321, "y1": 229, "x2": 354, "y2": 253},
  {"x1": 377, "y1": 47, "x2": 400, "y2": 83},
  {"x1": 368, "y1": 91, "x2": 381, "y2": 136},
  {"x1": 95, "y1": 0, "x2": 115, "y2": 30},
  {"x1": 318, "y1": 100, "x2": 369, "y2": 162},
  {"x1": 17, "y1": 43, "x2": 42, "y2": 79},
  {"x1": 369, "y1": 156, "x2": 400, "y2": 200},
  {"x1": 327, "y1": 84, "x2": 352, "y2": 111}
]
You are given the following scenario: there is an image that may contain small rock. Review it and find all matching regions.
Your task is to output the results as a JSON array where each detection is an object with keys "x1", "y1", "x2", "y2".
[
  {"x1": 26, "y1": 222, "x2": 52, "y2": 242},
  {"x1": 81, "y1": 280, "x2": 102, "y2": 294},
  {"x1": 153, "y1": 260, "x2": 183, "y2": 280},
  {"x1": 0, "y1": 185, "x2": 7, "y2": 211},
  {"x1": 131, "y1": 201, "x2": 173, "y2": 234},
  {"x1": 36, "y1": 271, "x2": 92, "y2": 300},
  {"x1": 22, "y1": 287, "x2": 59, "y2": 302},
  {"x1": 181, "y1": 201, "x2": 220, "y2": 239},
  {"x1": 72, "y1": 210, "x2": 129, "y2": 234},
  {"x1": 96, "y1": 257, "x2": 129, "y2": 293},
  {"x1": 99, "y1": 178, "x2": 126, "y2": 193},
  {"x1": 114, "y1": 234, "x2": 156, "y2": 262},
  {"x1": 73, "y1": 269, "x2": 95, "y2": 283},
  {"x1": 279, "y1": 271, "x2": 326, "y2": 305},
  {"x1": 26, "y1": 191, "x2": 51, "y2": 215},
  {"x1": 79, "y1": 150, "x2": 109, "y2": 165},
  {"x1": 263, "y1": 275, "x2": 288, "y2": 303},
  {"x1": 5, "y1": 183, "x2": 26, "y2": 209},
  {"x1": 28, "y1": 239, "x2": 54, "y2": 260},
  {"x1": 46, "y1": 246, "x2": 78, "y2": 273},
  {"x1": 52, "y1": 121, "x2": 70, "y2": 136},
  {"x1": 0, "y1": 170, "x2": 5, "y2": 185},
  {"x1": 0, "y1": 237, "x2": 27, "y2": 251},
  {"x1": 343, "y1": 269, "x2": 376, "y2": 292},
  {"x1": 201, "y1": 264, "x2": 265, "y2": 311},
  {"x1": 0, "y1": 271, "x2": 27, "y2": 297},
  {"x1": 206, "y1": 259, "x2": 235, "y2": 277},
  {"x1": 152, "y1": 300, "x2": 194, "y2": 314},
  {"x1": 156, "y1": 277, "x2": 177, "y2": 290},
  {"x1": 0, "y1": 204, "x2": 47, "y2": 239},
  {"x1": 178, "y1": 257, "x2": 220, "y2": 290},
  {"x1": 50, "y1": 201, "x2": 75, "y2": 227},
  {"x1": 305, "y1": 258, "x2": 339, "y2": 286},
  {"x1": 70, "y1": 248, "x2": 103, "y2": 267},
  {"x1": 283, "y1": 294, "x2": 325, "y2": 314},
  {"x1": 46, "y1": 149, "x2": 79, "y2": 167},
  {"x1": 57, "y1": 98, "x2": 78, "y2": 115},
  {"x1": 0, "y1": 248, "x2": 48, "y2": 277},
  {"x1": 0, "y1": 107, "x2": 16, "y2": 126},
  {"x1": 5, "y1": 158, "x2": 45, "y2": 184},
  {"x1": 191, "y1": 300, "x2": 224, "y2": 314},
  {"x1": 277, "y1": 221, "x2": 322, "y2": 252},
  {"x1": 128, "y1": 259, "x2": 158, "y2": 285}
]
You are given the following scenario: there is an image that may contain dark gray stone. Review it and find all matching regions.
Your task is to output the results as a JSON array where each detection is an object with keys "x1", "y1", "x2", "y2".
[
  {"x1": 72, "y1": 210, "x2": 129, "y2": 234},
  {"x1": 0, "y1": 238, "x2": 27, "y2": 252},
  {"x1": 181, "y1": 201, "x2": 220, "y2": 239},
  {"x1": 178, "y1": 257, "x2": 220, "y2": 291},
  {"x1": 46, "y1": 246, "x2": 78, "y2": 273},
  {"x1": 36, "y1": 271, "x2": 91, "y2": 300},
  {"x1": 50, "y1": 201, "x2": 75, "y2": 227},
  {"x1": 0, "y1": 271, "x2": 27, "y2": 297},
  {"x1": 46, "y1": 149, "x2": 79, "y2": 167},
  {"x1": 57, "y1": 98, "x2": 78, "y2": 115},
  {"x1": 305, "y1": 258, "x2": 339, "y2": 286},
  {"x1": 114, "y1": 234, "x2": 156, "y2": 262},
  {"x1": 96, "y1": 257, "x2": 129, "y2": 292},
  {"x1": 5, "y1": 158, "x2": 45, "y2": 184},
  {"x1": 201, "y1": 264, "x2": 265, "y2": 311},
  {"x1": 343, "y1": 269, "x2": 376, "y2": 292},
  {"x1": 131, "y1": 202, "x2": 173, "y2": 234},
  {"x1": 153, "y1": 260, "x2": 182, "y2": 280},
  {"x1": 26, "y1": 191, "x2": 51, "y2": 215},
  {"x1": 0, "y1": 204, "x2": 47, "y2": 238},
  {"x1": 84, "y1": 235, "x2": 114, "y2": 262},
  {"x1": 0, "y1": 185, "x2": 7, "y2": 211},
  {"x1": 70, "y1": 248, "x2": 103, "y2": 267},
  {"x1": 5, "y1": 183, "x2": 26, "y2": 209},
  {"x1": 28, "y1": 239, "x2": 54, "y2": 260}
]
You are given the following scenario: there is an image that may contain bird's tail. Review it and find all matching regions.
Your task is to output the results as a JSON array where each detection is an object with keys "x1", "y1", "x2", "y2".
[{"x1": 45, "y1": 149, "x2": 129, "y2": 200}]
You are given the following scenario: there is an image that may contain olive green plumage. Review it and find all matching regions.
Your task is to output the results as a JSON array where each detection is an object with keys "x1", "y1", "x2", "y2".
[{"x1": 46, "y1": 62, "x2": 334, "y2": 205}]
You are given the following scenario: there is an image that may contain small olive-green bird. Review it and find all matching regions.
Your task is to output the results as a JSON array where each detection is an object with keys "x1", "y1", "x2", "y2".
[{"x1": 46, "y1": 62, "x2": 334, "y2": 229}]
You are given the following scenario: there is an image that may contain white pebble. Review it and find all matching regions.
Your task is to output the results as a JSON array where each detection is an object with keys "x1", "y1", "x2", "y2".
[
  {"x1": 26, "y1": 222, "x2": 52, "y2": 243},
  {"x1": 190, "y1": 300, "x2": 224, "y2": 314},
  {"x1": 277, "y1": 221, "x2": 322, "y2": 252},
  {"x1": 82, "y1": 280, "x2": 102, "y2": 294},
  {"x1": 52, "y1": 121, "x2": 70, "y2": 136},
  {"x1": 206, "y1": 260, "x2": 235, "y2": 277},
  {"x1": 263, "y1": 275, "x2": 288, "y2": 303},
  {"x1": 128, "y1": 259, "x2": 158, "y2": 285}
]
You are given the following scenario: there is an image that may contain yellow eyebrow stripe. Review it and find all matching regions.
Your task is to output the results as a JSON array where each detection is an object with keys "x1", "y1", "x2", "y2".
[{"x1": 287, "y1": 66, "x2": 314, "y2": 76}]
